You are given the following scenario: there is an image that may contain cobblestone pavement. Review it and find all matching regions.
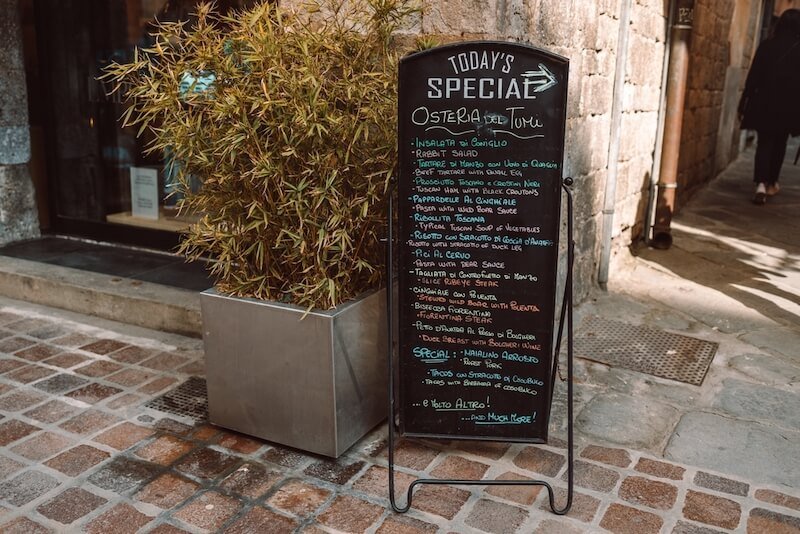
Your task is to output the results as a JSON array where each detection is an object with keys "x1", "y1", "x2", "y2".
[{"x1": 0, "y1": 299, "x2": 798, "y2": 534}]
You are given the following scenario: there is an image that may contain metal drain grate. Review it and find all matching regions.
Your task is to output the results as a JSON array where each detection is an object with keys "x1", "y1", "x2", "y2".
[
  {"x1": 145, "y1": 376, "x2": 208, "y2": 420},
  {"x1": 574, "y1": 317, "x2": 718, "y2": 386}
]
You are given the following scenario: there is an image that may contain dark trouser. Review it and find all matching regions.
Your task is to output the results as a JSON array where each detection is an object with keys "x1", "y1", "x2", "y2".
[{"x1": 754, "y1": 130, "x2": 790, "y2": 185}]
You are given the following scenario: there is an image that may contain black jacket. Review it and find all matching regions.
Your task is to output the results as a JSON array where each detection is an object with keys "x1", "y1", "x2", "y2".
[{"x1": 739, "y1": 33, "x2": 800, "y2": 135}]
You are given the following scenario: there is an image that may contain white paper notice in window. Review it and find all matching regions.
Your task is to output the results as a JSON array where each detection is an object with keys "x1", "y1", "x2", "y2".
[{"x1": 130, "y1": 167, "x2": 159, "y2": 220}]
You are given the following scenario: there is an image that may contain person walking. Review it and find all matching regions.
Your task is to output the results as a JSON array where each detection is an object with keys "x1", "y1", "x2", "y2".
[{"x1": 738, "y1": 9, "x2": 800, "y2": 205}]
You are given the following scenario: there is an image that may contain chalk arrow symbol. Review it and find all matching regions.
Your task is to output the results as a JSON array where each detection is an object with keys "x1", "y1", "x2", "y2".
[{"x1": 522, "y1": 64, "x2": 557, "y2": 93}]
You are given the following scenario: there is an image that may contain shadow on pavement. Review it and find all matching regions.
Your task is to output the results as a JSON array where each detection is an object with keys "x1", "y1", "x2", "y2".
[{"x1": 635, "y1": 137, "x2": 800, "y2": 328}]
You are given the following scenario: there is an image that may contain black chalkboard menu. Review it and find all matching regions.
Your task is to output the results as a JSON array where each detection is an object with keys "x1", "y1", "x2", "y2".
[{"x1": 397, "y1": 42, "x2": 569, "y2": 443}]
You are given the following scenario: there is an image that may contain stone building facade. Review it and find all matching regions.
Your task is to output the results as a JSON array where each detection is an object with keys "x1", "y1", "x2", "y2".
[
  {"x1": 0, "y1": 0, "x2": 39, "y2": 246},
  {"x1": 0, "y1": 0, "x2": 776, "y2": 300},
  {"x1": 327, "y1": 0, "x2": 765, "y2": 299},
  {"x1": 678, "y1": 0, "x2": 763, "y2": 204}
]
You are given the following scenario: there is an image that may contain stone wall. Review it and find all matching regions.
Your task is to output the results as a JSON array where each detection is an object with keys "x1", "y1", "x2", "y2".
[
  {"x1": 613, "y1": 0, "x2": 668, "y2": 248},
  {"x1": 286, "y1": 0, "x2": 764, "y2": 296},
  {"x1": 355, "y1": 0, "x2": 669, "y2": 299},
  {"x1": 775, "y1": 0, "x2": 800, "y2": 15},
  {"x1": 418, "y1": 0, "x2": 669, "y2": 299},
  {"x1": 676, "y1": 0, "x2": 761, "y2": 206},
  {"x1": 0, "y1": 0, "x2": 39, "y2": 245}
]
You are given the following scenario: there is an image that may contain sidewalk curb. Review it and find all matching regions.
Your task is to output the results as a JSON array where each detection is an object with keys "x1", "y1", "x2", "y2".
[{"x1": 0, "y1": 256, "x2": 202, "y2": 337}]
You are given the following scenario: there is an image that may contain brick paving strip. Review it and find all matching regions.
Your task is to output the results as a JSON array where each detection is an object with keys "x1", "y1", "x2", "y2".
[{"x1": 0, "y1": 305, "x2": 799, "y2": 533}]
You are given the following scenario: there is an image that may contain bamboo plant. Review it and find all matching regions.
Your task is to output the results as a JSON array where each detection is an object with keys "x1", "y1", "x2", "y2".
[{"x1": 104, "y1": 0, "x2": 419, "y2": 309}]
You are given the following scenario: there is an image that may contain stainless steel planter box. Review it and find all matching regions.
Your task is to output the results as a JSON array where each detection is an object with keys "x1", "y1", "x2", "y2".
[{"x1": 200, "y1": 289, "x2": 387, "y2": 457}]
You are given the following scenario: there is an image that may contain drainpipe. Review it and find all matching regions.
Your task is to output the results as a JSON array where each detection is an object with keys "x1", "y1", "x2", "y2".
[
  {"x1": 643, "y1": 1, "x2": 675, "y2": 246},
  {"x1": 598, "y1": 0, "x2": 634, "y2": 289},
  {"x1": 651, "y1": 0, "x2": 695, "y2": 249}
]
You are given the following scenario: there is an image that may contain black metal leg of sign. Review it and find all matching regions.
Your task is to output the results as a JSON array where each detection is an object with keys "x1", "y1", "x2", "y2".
[
  {"x1": 387, "y1": 178, "x2": 575, "y2": 516},
  {"x1": 385, "y1": 177, "x2": 405, "y2": 513}
]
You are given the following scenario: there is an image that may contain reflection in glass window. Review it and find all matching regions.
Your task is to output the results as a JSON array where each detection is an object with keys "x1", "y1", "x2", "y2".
[{"x1": 34, "y1": 0, "x2": 258, "y2": 232}]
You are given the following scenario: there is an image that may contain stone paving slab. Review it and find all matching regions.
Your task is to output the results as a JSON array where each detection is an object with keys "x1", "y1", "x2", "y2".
[
  {"x1": 0, "y1": 297, "x2": 799, "y2": 533},
  {"x1": 575, "y1": 393, "x2": 680, "y2": 451},
  {"x1": 712, "y1": 379, "x2": 800, "y2": 431},
  {"x1": 664, "y1": 411, "x2": 800, "y2": 489}
]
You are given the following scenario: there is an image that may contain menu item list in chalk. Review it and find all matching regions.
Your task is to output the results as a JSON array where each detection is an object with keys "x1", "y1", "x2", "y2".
[{"x1": 397, "y1": 42, "x2": 569, "y2": 443}]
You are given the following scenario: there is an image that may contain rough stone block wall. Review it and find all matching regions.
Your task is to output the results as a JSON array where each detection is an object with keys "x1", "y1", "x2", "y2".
[
  {"x1": 714, "y1": 0, "x2": 760, "y2": 179},
  {"x1": 279, "y1": 0, "x2": 760, "y2": 297},
  {"x1": 404, "y1": 0, "x2": 668, "y2": 299},
  {"x1": 614, "y1": 0, "x2": 667, "y2": 245},
  {"x1": 278, "y1": 0, "x2": 664, "y2": 298},
  {"x1": 776, "y1": 0, "x2": 800, "y2": 15},
  {"x1": 676, "y1": 0, "x2": 730, "y2": 203},
  {"x1": 0, "y1": 0, "x2": 39, "y2": 245}
]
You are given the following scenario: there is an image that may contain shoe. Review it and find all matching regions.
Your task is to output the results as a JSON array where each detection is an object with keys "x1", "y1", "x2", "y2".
[
  {"x1": 767, "y1": 183, "x2": 780, "y2": 196},
  {"x1": 753, "y1": 183, "x2": 766, "y2": 205}
]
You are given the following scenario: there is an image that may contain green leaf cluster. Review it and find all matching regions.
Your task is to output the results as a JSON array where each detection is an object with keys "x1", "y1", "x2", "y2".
[{"x1": 103, "y1": 0, "x2": 418, "y2": 309}]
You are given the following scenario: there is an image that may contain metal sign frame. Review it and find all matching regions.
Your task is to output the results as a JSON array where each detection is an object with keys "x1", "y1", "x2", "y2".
[
  {"x1": 395, "y1": 42, "x2": 568, "y2": 443},
  {"x1": 386, "y1": 41, "x2": 575, "y2": 513},
  {"x1": 385, "y1": 177, "x2": 575, "y2": 514}
]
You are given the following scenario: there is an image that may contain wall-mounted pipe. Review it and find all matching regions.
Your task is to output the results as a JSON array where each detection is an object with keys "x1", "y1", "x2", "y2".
[
  {"x1": 643, "y1": 0, "x2": 677, "y2": 246},
  {"x1": 597, "y1": 0, "x2": 634, "y2": 289},
  {"x1": 651, "y1": 0, "x2": 695, "y2": 250}
]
